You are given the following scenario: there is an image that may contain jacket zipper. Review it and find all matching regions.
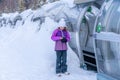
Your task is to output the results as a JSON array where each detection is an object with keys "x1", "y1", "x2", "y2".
[
  {"x1": 62, "y1": 42, "x2": 63, "y2": 50},
  {"x1": 60, "y1": 30, "x2": 63, "y2": 50}
]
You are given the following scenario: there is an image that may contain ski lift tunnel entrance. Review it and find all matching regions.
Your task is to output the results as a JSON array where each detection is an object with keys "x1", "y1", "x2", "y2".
[
  {"x1": 69, "y1": 5, "x2": 98, "y2": 71},
  {"x1": 93, "y1": 0, "x2": 120, "y2": 80}
]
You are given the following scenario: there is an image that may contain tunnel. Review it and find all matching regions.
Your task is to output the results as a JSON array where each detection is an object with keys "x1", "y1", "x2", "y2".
[
  {"x1": 93, "y1": 0, "x2": 120, "y2": 80},
  {"x1": 68, "y1": 4, "x2": 99, "y2": 71}
]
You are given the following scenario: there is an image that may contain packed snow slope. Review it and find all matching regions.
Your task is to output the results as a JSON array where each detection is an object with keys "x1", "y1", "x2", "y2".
[{"x1": 0, "y1": 0, "x2": 97, "y2": 80}]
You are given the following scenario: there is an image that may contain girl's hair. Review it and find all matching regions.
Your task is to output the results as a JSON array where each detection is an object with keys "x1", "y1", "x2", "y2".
[{"x1": 58, "y1": 27, "x2": 67, "y2": 30}]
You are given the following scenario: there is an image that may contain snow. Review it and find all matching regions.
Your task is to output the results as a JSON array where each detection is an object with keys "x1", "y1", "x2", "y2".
[
  {"x1": 60, "y1": 0, "x2": 75, "y2": 8},
  {"x1": 0, "y1": 0, "x2": 97, "y2": 80}
]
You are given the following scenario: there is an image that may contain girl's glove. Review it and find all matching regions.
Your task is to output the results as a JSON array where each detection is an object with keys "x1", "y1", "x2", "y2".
[{"x1": 61, "y1": 37, "x2": 67, "y2": 43}]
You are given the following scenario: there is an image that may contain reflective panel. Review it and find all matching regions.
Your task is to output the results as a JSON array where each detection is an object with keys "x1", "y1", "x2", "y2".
[{"x1": 94, "y1": 0, "x2": 120, "y2": 79}]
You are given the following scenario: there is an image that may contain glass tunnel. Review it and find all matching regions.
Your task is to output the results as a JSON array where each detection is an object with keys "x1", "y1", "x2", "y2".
[
  {"x1": 66, "y1": 0, "x2": 120, "y2": 80},
  {"x1": 94, "y1": 0, "x2": 120, "y2": 80},
  {"x1": 67, "y1": 0, "x2": 120, "y2": 79},
  {"x1": 78, "y1": 6, "x2": 97, "y2": 70},
  {"x1": 69, "y1": 5, "x2": 98, "y2": 71}
]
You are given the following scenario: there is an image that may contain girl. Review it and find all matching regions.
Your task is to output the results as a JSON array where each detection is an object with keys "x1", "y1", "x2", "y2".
[{"x1": 51, "y1": 26, "x2": 70, "y2": 77}]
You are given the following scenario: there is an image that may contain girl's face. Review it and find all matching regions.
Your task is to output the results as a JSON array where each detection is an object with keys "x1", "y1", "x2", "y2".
[{"x1": 59, "y1": 26, "x2": 64, "y2": 30}]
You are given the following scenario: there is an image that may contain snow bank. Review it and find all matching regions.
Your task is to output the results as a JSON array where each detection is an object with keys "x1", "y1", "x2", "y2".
[{"x1": 0, "y1": 15, "x2": 96, "y2": 80}]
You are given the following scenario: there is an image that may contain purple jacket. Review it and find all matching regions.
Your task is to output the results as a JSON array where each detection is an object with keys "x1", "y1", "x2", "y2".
[{"x1": 51, "y1": 29, "x2": 70, "y2": 50}]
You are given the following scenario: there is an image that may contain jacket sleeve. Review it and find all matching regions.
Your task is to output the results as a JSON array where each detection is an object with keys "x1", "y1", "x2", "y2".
[
  {"x1": 66, "y1": 31, "x2": 70, "y2": 42},
  {"x1": 51, "y1": 29, "x2": 61, "y2": 41}
]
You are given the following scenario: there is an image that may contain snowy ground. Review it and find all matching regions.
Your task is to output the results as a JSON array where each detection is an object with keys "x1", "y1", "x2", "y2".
[
  {"x1": 0, "y1": 0, "x2": 97, "y2": 80},
  {"x1": 0, "y1": 17, "x2": 97, "y2": 80}
]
